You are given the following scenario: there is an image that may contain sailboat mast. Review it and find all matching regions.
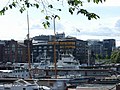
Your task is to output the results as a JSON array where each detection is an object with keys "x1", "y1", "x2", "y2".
[
  {"x1": 53, "y1": 15, "x2": 57, "y2": 79},
  {"x1": 27, "y1": 11, "x2": 32, "y2": 79}
]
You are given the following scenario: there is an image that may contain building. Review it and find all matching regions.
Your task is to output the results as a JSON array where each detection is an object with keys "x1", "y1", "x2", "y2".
[
  {"x1": 24, "y1": 39, "x2": 33, "y2": 63},
  {"x1": 87, "y1": 40, "x2": 104, "y2": 65},
  {"x1": 0, "y1": 33, "x2": 116, "y2": 65},
  {"x1": 56, "y1": 32, "x2": 65, "y2": 40},
  {"x1": 32, "y1": 41, "x2": 53, "y2": 62},
  {"x1": 32, "y1": 35, "x2": 53, "y2": 41},
  {"x1": 3, "y1": 40, "x2": 28, "y2": 63},
  {"x1": 0, "y1": 41, "x2": 5, "y2": 63},
  {"x1": 32, "y1": 32, "x2": 65, "y2": 42},
  {"x1": 103, "y1": 39, "x2": 116, "y2": 58},
  {"x1": 58, "y1": 36, "x2": 88, "y2": 64},
  {"x1": 32, "y1": 36, "x2": 88, "y2": 64},
  {"x1": 87, "y1": 39, "x2": 116, "y2": 65}
]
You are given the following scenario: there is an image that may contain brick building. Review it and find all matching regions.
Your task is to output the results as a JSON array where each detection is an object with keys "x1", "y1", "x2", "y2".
[{"x1": 3, "y1": 40, "x2": 28, "y2": 63}]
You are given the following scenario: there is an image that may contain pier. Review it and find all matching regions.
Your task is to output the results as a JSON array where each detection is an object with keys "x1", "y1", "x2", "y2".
[{"x1": 31, "y1": 68, "x2": 112, "y2": 79}]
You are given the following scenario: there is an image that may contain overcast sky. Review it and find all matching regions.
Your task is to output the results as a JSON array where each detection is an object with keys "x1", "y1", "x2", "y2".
[{"x1": 0, "y1": 0, "x2": 120, "y2": 46}]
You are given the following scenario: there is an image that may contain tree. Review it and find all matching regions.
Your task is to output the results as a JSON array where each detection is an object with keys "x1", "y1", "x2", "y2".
[
  {"x1": 0, "y1": 0, "x2": 106, "y2": 28},
  {"x1": 111, "y1": 50, "x2": 120, "y2": 63}
]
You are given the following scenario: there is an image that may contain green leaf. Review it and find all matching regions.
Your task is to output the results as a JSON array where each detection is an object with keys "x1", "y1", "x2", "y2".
[
  {"x1": 9, "y1": 5, "x2": 12, "y2": 9},
  {"x1": 19, "y1": 9, "x2": 23, "y2": 13},
  {"x1": 33, "y1": 3, "x2": 38, "y2": 8},
  {"x1": 0, "y1": 10, "x2": 4, "y2": 15},
  {"x1": 5, "y1": 7, "x2": 8, "y2": 10},
  {"x1": 41, "y1": 10, "x2": 44, "y2": 13},
  {"x1": 69, "y1": 8, "x2": 73, "y2": 15},
  {"x1": 77, "y1": 9, "x2": 87, "y2": 15},
  {"x1": 12, "y1": 2, "x2": 16, "y2": 7},
  {"x1": 48, "y1": 5, "x2": 53, "y2": 8},
  {"x1": 42, "y1": 22, "x2": 47, "y2": 29},
  {"x1": 45, "y1": 16, "x2": 49, "y2": 20},
  {"x1": 26, "y1": 3, "x2": 29, "y2": 8},
  {"x1": 88, "y1": 0, "x2": 90, "y2": 2},
  {"x1": 0, "y1": 11, "x2": 3, "y2": 15},
  {"x1": 96, "y1": 0, "x2": 99, "y2": 4},
  {"x1": 46, "y1": 21, "x2": 50, "y2": 27},
  {"x1": 34, "y1": 3, "x2": 39, "y2": 8},
  {"x1": 57, "y1": 9, "x2": 61, "y2": 11},
  {"x1": 42, "y1": 21, "x2": 51, "y2": 29}
]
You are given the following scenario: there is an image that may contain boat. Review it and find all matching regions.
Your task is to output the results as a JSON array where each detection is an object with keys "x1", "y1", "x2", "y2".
[
  {"x1": 93, "y1": 78, "x2": 120, "y2": 84},
  {"x1": 31, "y1": 50, "x2": 51, "y2": 69},
  {"x1": 67, "y1": 77, "x2": 90, "y2": 87},
  {"x1": 0, "y1": 79, "x2": 50, "y2": 90},
  {"x1": 0, "y1": 66, "x2": 30, "y2": 79},
  {"x1": 57, "y1": 54, "x2": 80, "y2": 69},
  {"x1": 48, "y1": 54, "x2": 80, "y2": 69},
  {"x1": 76, "y1": 84, "x2": 116, "y2": 90}
]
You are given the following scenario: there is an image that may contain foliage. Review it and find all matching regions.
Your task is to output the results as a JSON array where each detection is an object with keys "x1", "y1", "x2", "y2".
[
  {"x1": 0, "y1": 0, "x2": 106, "y2": 28},
  {"x1": 95, "y1": 54, "x2": 110, "y2": 64},
  {"x1": 111, "y1": 50, "x2": 120, "y2": 63}
]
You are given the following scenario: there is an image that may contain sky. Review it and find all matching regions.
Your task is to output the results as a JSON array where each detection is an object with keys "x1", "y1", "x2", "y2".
[{"x1": 0, "y1": 0, "x2": 120, "y2": 46}]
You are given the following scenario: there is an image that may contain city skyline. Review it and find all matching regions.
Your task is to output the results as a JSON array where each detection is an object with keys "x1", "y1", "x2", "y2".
[{"x1": 0, "y1": 0, "x2": 120, "y2": 46}]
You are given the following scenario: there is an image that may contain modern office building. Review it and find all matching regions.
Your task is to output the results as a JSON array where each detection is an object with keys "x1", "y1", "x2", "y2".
[
  {"x1": 88, "y1": 40, "x2": 104, "y2": 56},
  {"x1": 87, "y1": 40, "x2": 103, "y2": 65},
  {"x1": 87, "y1": 39, "x2": 116, "y2": 65},
  {"x1": 103, "y1": 39, "x2": 116, "y2": 58}
]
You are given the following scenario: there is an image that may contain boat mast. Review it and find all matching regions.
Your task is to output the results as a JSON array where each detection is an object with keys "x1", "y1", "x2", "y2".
[
  {"x1": 27, "y1": 11, "x2": 32, "y2": 79},
  {"x1": 53, "y1": 15, "x2": 57, "y2": 79}
]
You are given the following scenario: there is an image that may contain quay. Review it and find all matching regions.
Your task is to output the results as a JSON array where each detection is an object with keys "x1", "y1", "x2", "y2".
[{"x1": 36, "y1": 68, "x2": 111, "y2": 79}]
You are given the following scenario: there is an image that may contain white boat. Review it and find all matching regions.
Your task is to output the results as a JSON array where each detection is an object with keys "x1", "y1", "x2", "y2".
[
  {"x1": 0, "y1": 68, "x2": 30, "y2": 79},
  {"x1": 0, "y1": 79, "x2": 50, "y2": 90},
  {"x1": 48, "y1": 54, "x2": 80, "y2": 69},
  {"x1": 32, "y1": 50, "x2": 51, "y2": 69},
  {"x1": 76, "y1": 84, "x2": 116, "y2": 90}
]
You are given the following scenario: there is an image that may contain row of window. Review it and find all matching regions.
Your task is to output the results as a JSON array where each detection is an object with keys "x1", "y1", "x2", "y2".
[
  {"x1": 33, "y1": 49, "x2": 53, "y2": 52},
  {"x1": 4, "y1": 51, "x2": 23, "y2": 54}
]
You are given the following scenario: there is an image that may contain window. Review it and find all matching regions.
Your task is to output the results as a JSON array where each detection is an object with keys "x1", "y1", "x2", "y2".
[
  {"x1": 23, "y1": 88, "x2": 26, "y2": 90},
  {"x1": 39, "y1": 46, "x2": 41, "y2": 49},
  {"x1": 12, "y1": 44, "x2": 15, "y2": 52},
  {"x1": 49, "y1": 46, "x2": 52, "y2": 48},
  {"x1": 38, "y1": 50, "x2": 41, "y2": 52},
  {"x1": 34, "y1": 50, "x2": 37, "y2": 52},
  {"x1": 4, "y1": 87, "x2": 11, "y2": 90},
  {"x1": 44, "y1": 46, "x2": 47, "y2": 49}
]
